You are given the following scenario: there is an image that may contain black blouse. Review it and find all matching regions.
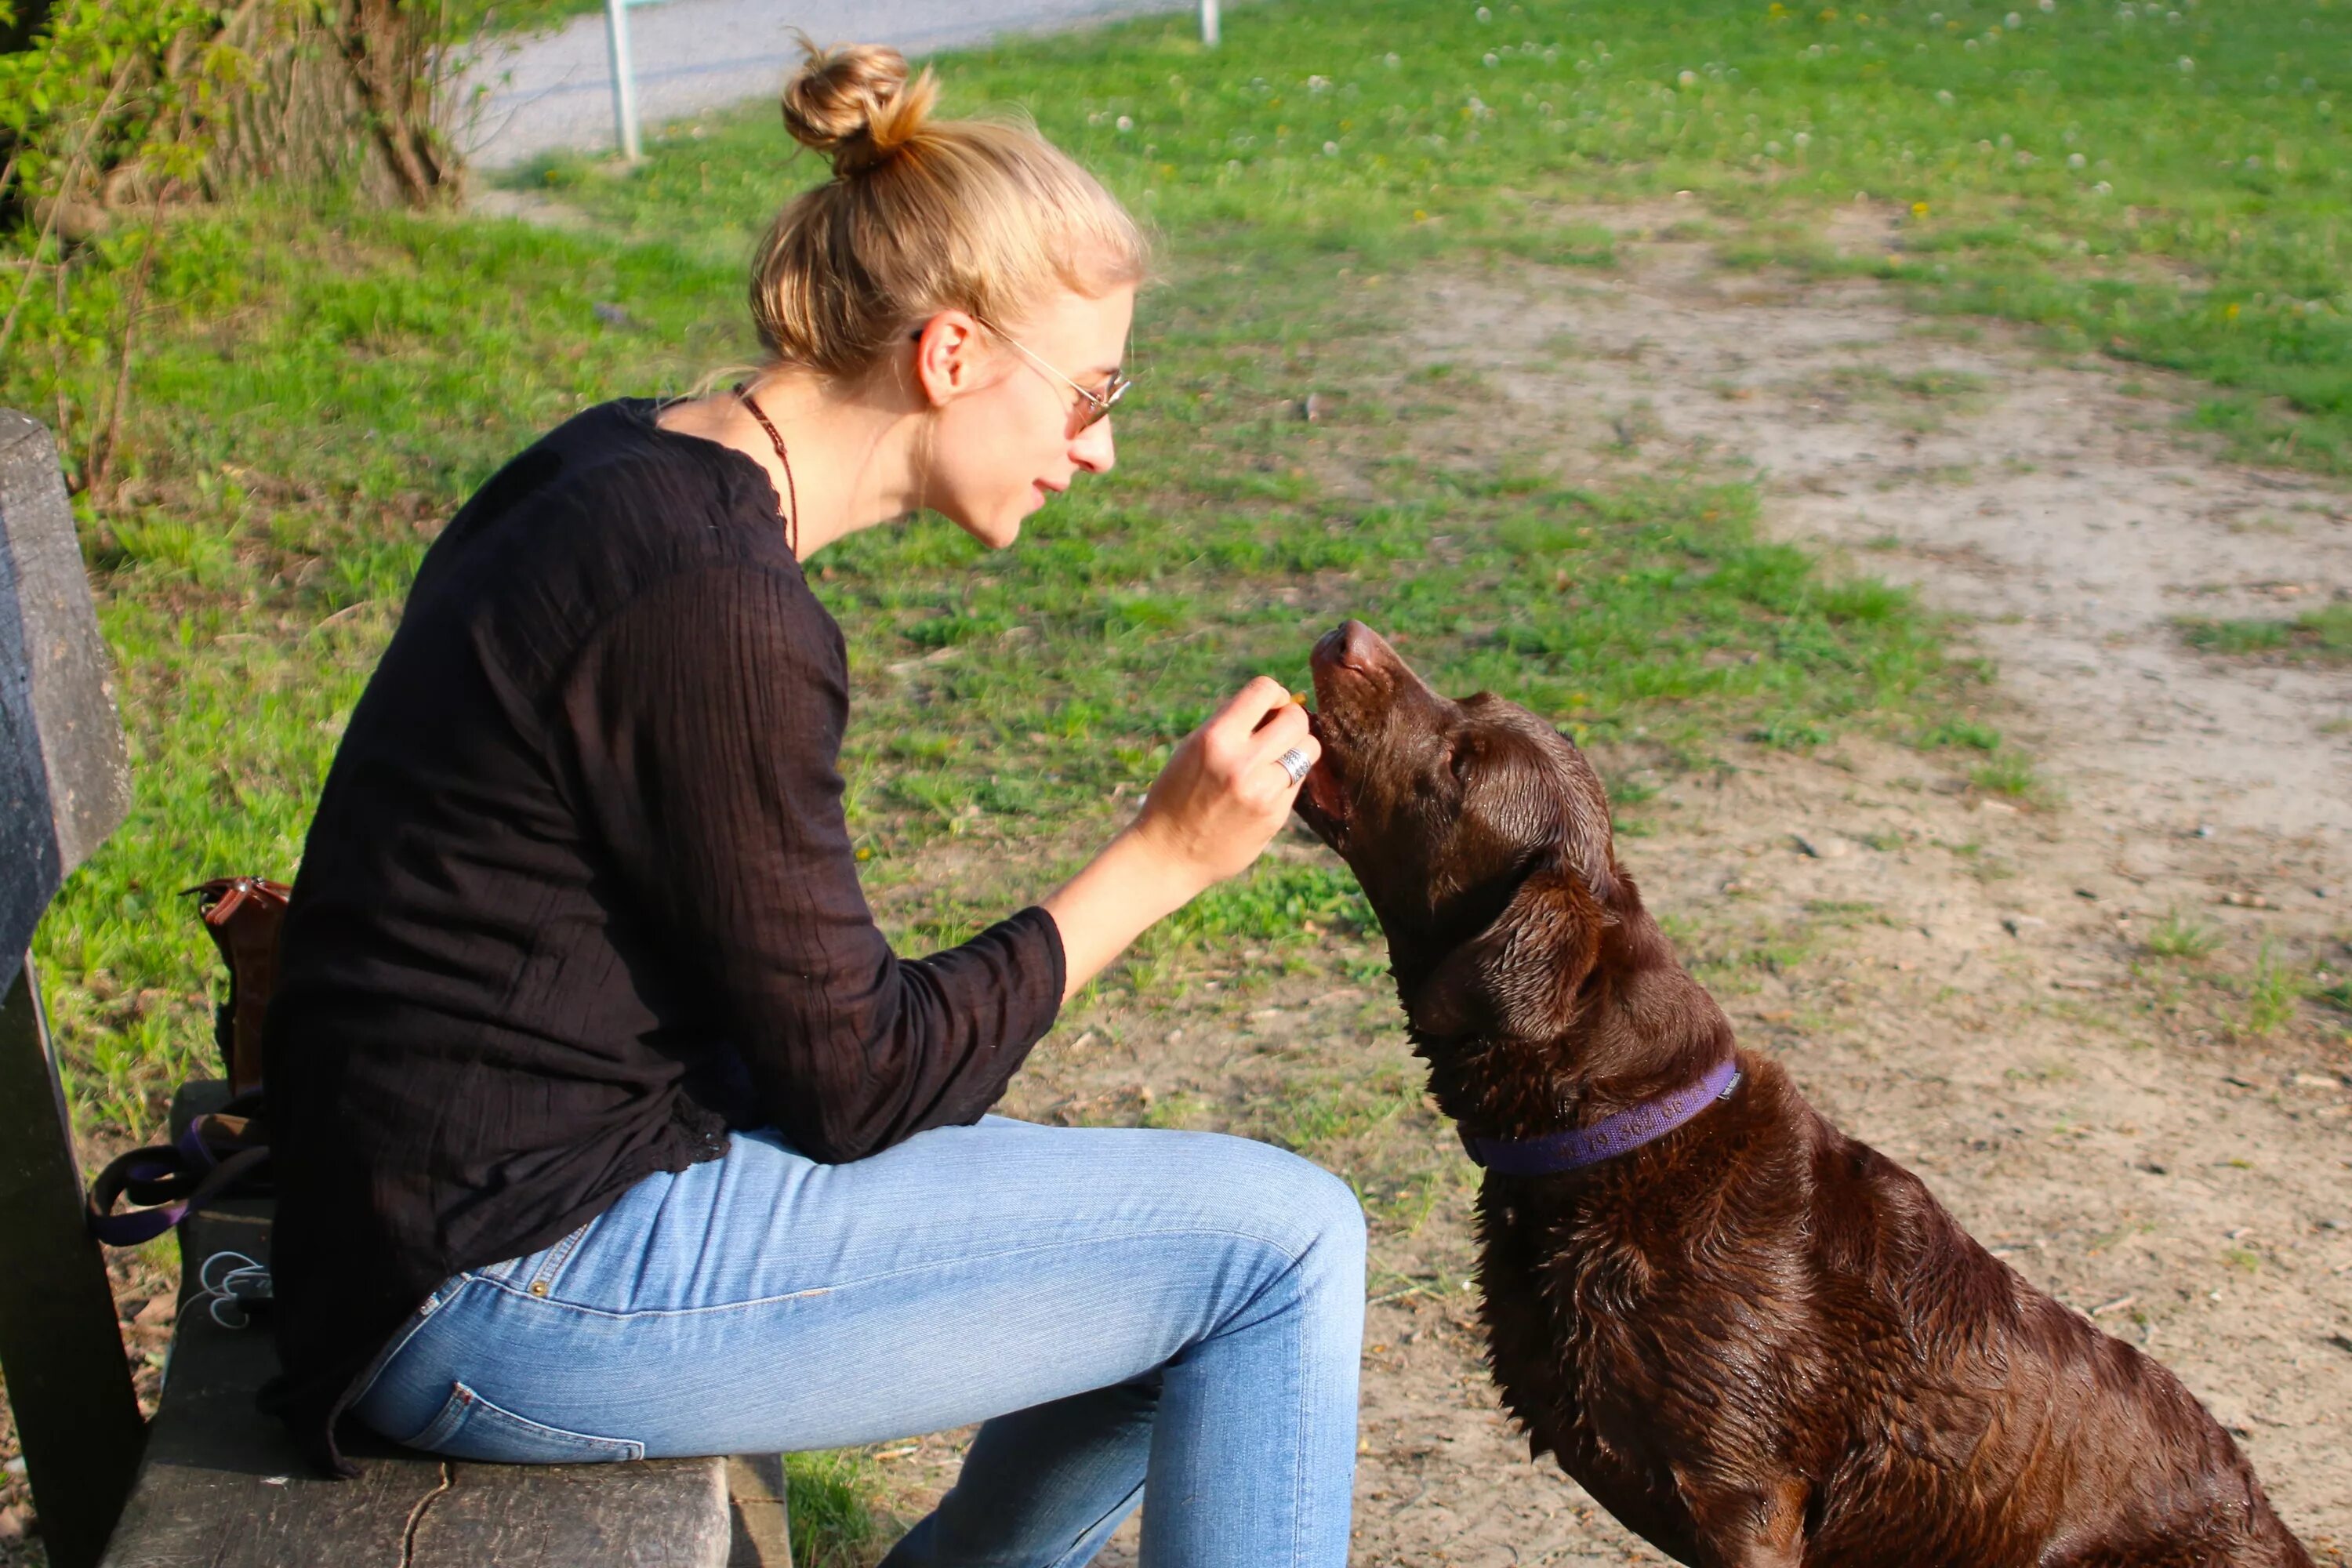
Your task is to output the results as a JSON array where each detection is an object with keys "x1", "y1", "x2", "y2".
[{"x1": 258, "y1": 399, "x2": 1066, "y2": 1475}]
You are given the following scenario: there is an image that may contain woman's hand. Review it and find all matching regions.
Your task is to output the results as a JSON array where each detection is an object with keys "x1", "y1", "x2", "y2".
[
  {"x1": 1040, "y1": 677, "x2": 1320, "y2": 1002},
  {"x1": 1131, "y1": 677, "x2": 1320, "y2": 890}
]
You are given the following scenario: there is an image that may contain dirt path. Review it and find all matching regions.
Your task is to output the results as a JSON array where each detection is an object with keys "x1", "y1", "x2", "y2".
[{"x1": 872, "y1": 219, "x2": 2352, "y2": 1563}]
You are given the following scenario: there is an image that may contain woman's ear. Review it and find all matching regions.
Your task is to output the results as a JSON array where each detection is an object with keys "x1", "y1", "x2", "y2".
[
  {"x1": 910, "y1": 310, "x2": 984, "y2": 408},
  {"x1": 1406, "y1": 855, "x2": 1608, "y2": 1041}
]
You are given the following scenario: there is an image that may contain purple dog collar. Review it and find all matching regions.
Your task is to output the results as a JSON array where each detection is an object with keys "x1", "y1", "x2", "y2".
[{"x1": 1461, "y1": 1056, "x2": 1743, "y2": 1177}]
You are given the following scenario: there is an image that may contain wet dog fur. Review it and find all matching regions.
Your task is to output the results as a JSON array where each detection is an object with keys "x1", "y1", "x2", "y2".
[{"x1": 1294, "y1": 618, "x2": 2313, "y2": 1568}]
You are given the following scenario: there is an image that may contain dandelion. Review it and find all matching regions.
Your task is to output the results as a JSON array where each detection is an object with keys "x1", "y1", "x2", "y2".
[
  {"x1": 2006, "y1": 9, "x2": 2022, "y2": 23},
  {"x1": 1767, "y1": 139, "x2": 1784, "y2": 154},
  {"x1": 1679, "y1": 68, "x2": 1699, "y2": 86},
  {"x1": 1936, "y1": 88, "x2": 1956, "y2": 105},
  {"x1": 1484, "y1": 51, "x2": 1500, "y2": 66},
  {"x1": 1911, "y1": 199, "x2": 1930, "y2": 216},
  {"x1": 1928, "y1": 8, "x2": 1942, "y2": 19},
  {"x1": 2038, "y1": 0, "x2": 2055, "y2": 9},
  {"x1": 2068, "y1": 151, "x2": 2086, "y2": 167},
  {"x1": 1323, "y1": 140, "x2": 1340, "y2": 155},
  {"x1": 1794, "y1": 130, "x2": 1812, "y2": 147},
  {"x1": 1385, "y1": 52, "x2": 1401, "y2": 67},
  {"x1": 2178, "y1": 55, "x2": 2194, "y2": 71},
  {"x1": 2092, "y1": 179, "x2": 2112, "y2": 194},
  {"x1": 1413, "y1": 209, "x2": 1429, "y2": 221},
  {"x1": 2226, "y1": 302, "x2": 2241, "y2": 320},
  {"x1": 1116, "y1": 114, "x2": 1134, "y2": 131},
  {"x1": 1965, "y1": 36, "x2": 1979, "y2": 48},
  {"x1": 1475, "y1": 5, "x2": 1491, "y2": 18},
  {"x1": 2245, "y1": 154, "x2": 2262, "y2": 169}
]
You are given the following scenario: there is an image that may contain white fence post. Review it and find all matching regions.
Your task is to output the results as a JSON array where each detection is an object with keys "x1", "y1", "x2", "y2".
[
  {"x1": 1200, "y1": 0, "x2": 1219, "y2": 45},
  {"x1": 604, "y1": 0, "x2": 643, "y2": 162}
]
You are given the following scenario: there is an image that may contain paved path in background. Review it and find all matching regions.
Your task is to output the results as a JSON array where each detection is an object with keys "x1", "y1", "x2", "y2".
[{"x1": 456, "y1": 0, "x2": 1194, "y2": 169}]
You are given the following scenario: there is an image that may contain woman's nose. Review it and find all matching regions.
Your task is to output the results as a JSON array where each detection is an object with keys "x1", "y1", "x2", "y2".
[{"x1": 1072, "y1": 417, "x2": 1116, "y2": 475}]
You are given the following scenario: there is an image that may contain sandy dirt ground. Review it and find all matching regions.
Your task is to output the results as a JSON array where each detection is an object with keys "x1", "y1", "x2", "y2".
[{"x1": 869, "y1": 213, "x2": 2352, "y2": 1564}]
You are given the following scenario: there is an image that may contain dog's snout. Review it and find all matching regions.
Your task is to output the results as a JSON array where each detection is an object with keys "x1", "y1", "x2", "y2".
[{"x1": 1315, "y1": 619, "x2": 1394, "y2": 678}]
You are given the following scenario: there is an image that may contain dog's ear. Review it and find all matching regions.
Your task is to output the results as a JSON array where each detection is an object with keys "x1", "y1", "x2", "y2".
[
  {"x1": 1555, "y1": 728, "x2": 1619, "y2": 907},
  {"x1": 1406, "y1": 854, "x2": 1610, "y2": 1040}
]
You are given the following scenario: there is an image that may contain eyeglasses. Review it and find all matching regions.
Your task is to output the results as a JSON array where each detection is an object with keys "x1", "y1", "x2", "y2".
[{"x1": 912, "y1": 318, "x2": 1133, "y2": 439}]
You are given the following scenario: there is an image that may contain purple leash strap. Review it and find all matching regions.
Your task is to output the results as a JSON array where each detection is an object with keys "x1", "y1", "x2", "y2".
[{"x1": 1461, "y1": 1056, "x2": 1743, "y2": 1176}]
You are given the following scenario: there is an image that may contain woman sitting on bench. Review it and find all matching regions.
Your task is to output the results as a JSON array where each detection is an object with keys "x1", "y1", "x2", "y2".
[{"x1": 255, "y1": 39, "x2": 1364, "y2": 1568}]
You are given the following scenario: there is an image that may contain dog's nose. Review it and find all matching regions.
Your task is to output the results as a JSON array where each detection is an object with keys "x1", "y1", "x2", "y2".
[{"x1": 1334, "y1": 619, "x2": 1388, "y2": 673}]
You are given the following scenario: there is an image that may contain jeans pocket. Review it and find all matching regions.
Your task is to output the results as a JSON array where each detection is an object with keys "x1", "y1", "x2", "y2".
[{"x1": 405, "y1": 1381, "x2": 645, "y2": 1464}]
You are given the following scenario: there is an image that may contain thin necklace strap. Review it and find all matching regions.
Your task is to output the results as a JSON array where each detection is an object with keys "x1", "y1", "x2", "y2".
[{"x1": 734, "y1": 381, "x2": 800, "y2": 558}]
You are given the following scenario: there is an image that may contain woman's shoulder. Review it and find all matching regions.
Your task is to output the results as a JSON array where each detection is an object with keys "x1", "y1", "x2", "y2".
[{"x1": 406, "y1": 399, "x2": 821, "y2": 681}]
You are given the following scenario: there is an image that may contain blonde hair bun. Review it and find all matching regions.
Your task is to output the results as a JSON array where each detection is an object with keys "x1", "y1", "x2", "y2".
[{"x1": 780, "y1": 38, "x2": 941, "y2": 176}]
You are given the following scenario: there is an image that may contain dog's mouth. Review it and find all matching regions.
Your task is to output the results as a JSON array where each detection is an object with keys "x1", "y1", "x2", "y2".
[
  {"x1": 1296, "y1": 623, "x2": 1385, "y2": 851},
  {"x1": 1296, "y1": 707, "x2": 1353, "y2": 845}
]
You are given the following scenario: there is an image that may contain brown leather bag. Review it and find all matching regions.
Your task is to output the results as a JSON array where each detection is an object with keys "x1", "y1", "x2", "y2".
[{"x1": 189, "y1": 876, "x2": 292, "y2": 1096}]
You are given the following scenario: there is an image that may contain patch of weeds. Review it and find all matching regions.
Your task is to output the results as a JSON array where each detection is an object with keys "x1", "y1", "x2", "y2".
[
  {"x1": 2143, "y1": 911, "x2": 2224, "y2": 961},
  {"x1": 785, "y1": 1450, "x2": 888, "y2": 1568},
  {"x1": 1970, "y1": 752, "x2": 2053, "y2": 804},
  {"x1": 2239, "y1": 944, "x2": 2306, "y2": 1037},
  {"x1": 1918, "y1": 718, "x2": 2002, "y2": 752},
  {"x1": 2179, "y1": 604, "x2": 2352, "y2": 665},
  {"x1": 1261, "y1": 1067, "x2": 1425, "y2": 1155},
  {"x1": 2221, "y1": 1247, "x2": 2263, "y2": 1274},
  {"x1": 1753, "y1": 717, "x2": 1831, "y2": 750},
  {"x1": 1139, "y1": 1089, "x2": 1214, "y2": 1131},
  {"x1": 1804, "y1": 899, "x2": 1886, "y2": 927}
]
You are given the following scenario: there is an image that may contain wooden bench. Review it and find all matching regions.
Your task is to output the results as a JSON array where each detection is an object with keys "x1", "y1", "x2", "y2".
[{"x1": 0, "y1": 408, "x2": 792, "y2": 1568}]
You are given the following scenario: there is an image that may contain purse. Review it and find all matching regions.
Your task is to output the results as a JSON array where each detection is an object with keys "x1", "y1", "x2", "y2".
[{"x1": 85, "y1": 876, "x2": 290, "y2": 1247}]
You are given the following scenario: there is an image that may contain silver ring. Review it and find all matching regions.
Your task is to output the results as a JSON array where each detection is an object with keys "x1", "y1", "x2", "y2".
[{"x1": 1276, "y1": 747, "x2": 1312, "y2": 786}]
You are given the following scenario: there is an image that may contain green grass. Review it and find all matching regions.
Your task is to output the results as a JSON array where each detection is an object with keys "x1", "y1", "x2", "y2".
[
  {"x1": 783, "y1": 1450, "x2": 889, "y2": 1567},
  {"x1": 2143, "y1": 909, "x2": 2225, "y2": 959},
  {"x1": 2180, "y1": 601, "x2": 2352, "y2": 662},
  {"x1": 2240, "y1": 942, "x2": 2309, "y2": 1036}
]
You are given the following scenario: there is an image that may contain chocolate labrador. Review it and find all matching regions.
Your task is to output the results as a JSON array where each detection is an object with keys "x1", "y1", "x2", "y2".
[{"x1": 1294, "y1": 619, "x2": 2313, "y2": 1568}]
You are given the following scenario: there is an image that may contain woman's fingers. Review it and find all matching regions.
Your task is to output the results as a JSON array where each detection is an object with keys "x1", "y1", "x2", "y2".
[{"x1": 1200, "y1": 677, "x2": 1301, "y2": 783}]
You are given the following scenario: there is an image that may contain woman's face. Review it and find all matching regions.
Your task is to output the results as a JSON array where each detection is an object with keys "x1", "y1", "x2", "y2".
[{"x1": 916, "y1": 284, "x2": 1135, "y2": 550}]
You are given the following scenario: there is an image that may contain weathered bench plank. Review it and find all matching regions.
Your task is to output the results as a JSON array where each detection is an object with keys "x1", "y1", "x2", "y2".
[
  {"x1": 0, "y1": 409, "x2": 143, "y2": 1568},
  {"x1": 0, "y1": 408, "x2": 132, "y2": 999}
]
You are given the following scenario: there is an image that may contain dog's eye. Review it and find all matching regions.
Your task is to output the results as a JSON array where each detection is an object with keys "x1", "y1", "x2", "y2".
[{"x1": 1447, "y1": 739, "x2": 1475, "y2": 783}]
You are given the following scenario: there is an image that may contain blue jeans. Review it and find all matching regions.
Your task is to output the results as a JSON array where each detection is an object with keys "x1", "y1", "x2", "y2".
[{"x1": 350, "y1": 1116, "x2": 1367, "y2": 1568}]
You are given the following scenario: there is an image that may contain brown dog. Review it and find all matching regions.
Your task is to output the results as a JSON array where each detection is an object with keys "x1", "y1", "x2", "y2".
[{"x1": 1295, "y1": 619, "x2": 2313, "y2": 1568}]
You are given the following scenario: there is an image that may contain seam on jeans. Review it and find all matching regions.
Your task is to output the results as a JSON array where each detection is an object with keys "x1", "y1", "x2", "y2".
[
  {"x1": 349, "y1": 1277, "x2": 478, "y2": 1414},
  {"x1": 525, "y1": 1212, "x2": 601, "y2": 1296},
  {"x1": 464, "y1": 1222, "x2": 1312, "y2": 1322},
  {"x1": 1048, "y1": 1479, "x2": 1146, "y2": 1568}
]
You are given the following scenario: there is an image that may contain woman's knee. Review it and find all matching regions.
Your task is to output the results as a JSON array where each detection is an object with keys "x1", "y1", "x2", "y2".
[{"x1": 1181, "y1": 1133, "x2": 1366, "y2": 1279}]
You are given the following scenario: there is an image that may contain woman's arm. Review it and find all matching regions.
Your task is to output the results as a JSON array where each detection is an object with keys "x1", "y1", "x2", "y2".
[{"x1": 1043, "y1": 678, "x2": 1318, "y2": 1001}]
